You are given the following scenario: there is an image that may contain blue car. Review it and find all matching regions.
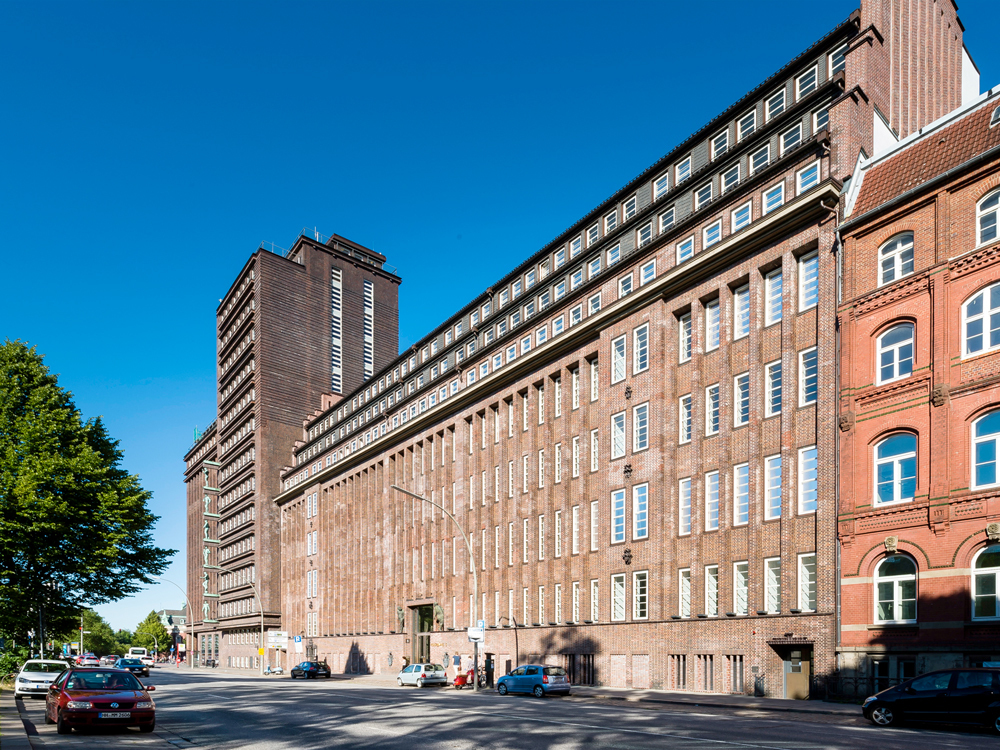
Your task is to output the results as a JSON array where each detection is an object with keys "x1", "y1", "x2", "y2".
[{"x1": 497, "y1": 664, "x2": 571, "y2": 698}]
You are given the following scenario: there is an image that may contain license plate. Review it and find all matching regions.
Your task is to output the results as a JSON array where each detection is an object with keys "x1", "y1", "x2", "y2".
[{"x1": 99, "y1": 712, "x2": 131, "y2": 719}]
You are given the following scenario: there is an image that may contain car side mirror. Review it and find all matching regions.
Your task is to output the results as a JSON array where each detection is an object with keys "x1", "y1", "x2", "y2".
[
  {"x1": 145, "y1": 685, "x2": 156, "y2": 691},
  {"x1": 49, "y1": 684, "x2": 59, "y2": 692}
]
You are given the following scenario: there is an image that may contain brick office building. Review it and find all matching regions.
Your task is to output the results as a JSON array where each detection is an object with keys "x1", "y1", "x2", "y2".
[
  {"x1": 269, "y1": 1, "x2": 979, "y2": 697},
  {"x1": 183, "y1": 233, "x2": 400, "y2": 669},
  {"x1": 836, "y1": 89, "x2": 1000, "y2": 695}
]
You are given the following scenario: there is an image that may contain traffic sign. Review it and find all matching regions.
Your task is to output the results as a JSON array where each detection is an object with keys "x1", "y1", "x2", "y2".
[
  {"x1": 258, "y1": 648, "x2": 265, "y2": 655},
  {"x1": 467, "y1": 627, "x2": 484, "y2": 643},
  {"x1": 477, "y1": 619, "x2": 485, "y2": 630}
]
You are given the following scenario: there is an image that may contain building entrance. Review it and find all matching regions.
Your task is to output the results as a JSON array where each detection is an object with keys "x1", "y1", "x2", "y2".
[
  {"x1": 783, "y1": 647, "x2": 812, "y2": 699},
  {"x1": 412, "y1": 605, "x2": 433, "y2": 663}
]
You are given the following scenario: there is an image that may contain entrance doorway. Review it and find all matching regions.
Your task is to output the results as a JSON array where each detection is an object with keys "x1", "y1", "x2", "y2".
[
  {"x1": 412, "y1": 605, "x2": 433, "y2": 663},
  {"x1": 783, "y1": 647, "x2": 812, "y2": 699}
]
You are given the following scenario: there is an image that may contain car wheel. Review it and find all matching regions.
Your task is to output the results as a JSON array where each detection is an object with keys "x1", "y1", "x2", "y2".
[
  {"x1": 533, "y1": 685, "x2": 545, "y2": 699},
  {"x1": 56, "y1": 710, "x2": 72, "y2": 735},
  {"x1": 397, "y1": 678, "x2": 403, "y2": 686},
  {"x1": 139, "y1": 720, "x2": 155, "y2": 734},
  {"x1": 498, "y1": 683, "x2": 508, "y2": 696},
  {"x1": 990, "y1": 711, "x2": 1000, "y2": 735},
  {"x1": 869, "y1": 706, "x2": 896, "y2": 727},
  {"x1": 454, "y1": 682, "x2": 462, "y2": 690},
  {"x1": 416, "y1": 678, "x2": 424, "y2": 688}
]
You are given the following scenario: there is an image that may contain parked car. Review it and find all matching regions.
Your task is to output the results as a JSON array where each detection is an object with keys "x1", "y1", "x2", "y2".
[
  {"x1": 396, "y1": 663, "x2": 447, "y2": 687},
  {"x1": 78, "y1": 654, "x2": 100, "y2": 667},
  {"x1": 863, "y1": 668, "x2": 1000, "y2": 733},
  {"x1": 290, "y1": 661, "x2": 331, "y2": 679},
  {"x1": 114, "y1": 658, "x2": 150, "y2": 678},
  {"x1": 44, "y1": 668, "x2": 155, "y2": 734},
  {"x1": 497, "y1": 665, "x2": 571, "y2": 698},
  {"x1": 14, "y1": 660, "x2": 69, "y2": 698}
]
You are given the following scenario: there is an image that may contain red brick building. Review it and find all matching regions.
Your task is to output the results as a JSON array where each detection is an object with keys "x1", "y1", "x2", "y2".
[{"x1": 836, "y1": 89, "x2": 1000, "y2": 695}]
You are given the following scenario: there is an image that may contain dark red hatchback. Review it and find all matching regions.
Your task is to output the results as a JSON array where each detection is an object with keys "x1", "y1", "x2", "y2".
[{"x1": 45, "y1": 668, "x2": 156, "y2": 734}]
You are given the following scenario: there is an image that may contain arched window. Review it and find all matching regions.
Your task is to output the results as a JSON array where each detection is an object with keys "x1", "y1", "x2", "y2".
[
  {"x1": 972, "y1": 410, "x2": 1000, "y2": 489},
  {"x1": 874, "y1": 434, "x2": 916, "y2": 504},
  {"x1": 877, "y1": 324, "x2": 914, "y2": 384},
  {"x1": 963, "y1": 281, "x2": 1000, "y2": 357},
  {"x1": 879, "y1": 233, "x2": 914, "y2": 286},
  {"x1": 979, "y1": 189, "x2": 998, "y2": 246},
  {"x1": 973, "y1": 545, "x2": 1000, "y2": 619},
  {"x1": 875, "y1": 555, "x2": 917, "y2": 624}
]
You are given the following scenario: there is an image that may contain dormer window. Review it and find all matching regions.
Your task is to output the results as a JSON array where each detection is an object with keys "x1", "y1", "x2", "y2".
[{"x1": 990, "y1": 106, "x2": 999, "y2": 128}]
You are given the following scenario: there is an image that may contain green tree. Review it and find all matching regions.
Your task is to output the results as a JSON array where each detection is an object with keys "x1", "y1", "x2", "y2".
[
  {"x1": 0, "y1": 341, "x2": 174, "y2": 651},
  {"x1": 132, "y1": 611, "x2": 170, "y2": 655},
  {"x1": 52, "y1": 609, "x2": 117, "y2": 656},
  {"x1": 114, "y1": 629, "x2": 133, "y2": 655}
]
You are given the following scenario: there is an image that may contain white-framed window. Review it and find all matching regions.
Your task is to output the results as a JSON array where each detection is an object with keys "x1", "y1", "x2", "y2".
[
  {"x1": 704, "y1": 220, "x2": 722, "y2": 248},
  {"x1": 979, "y1": 189, "x2": 999, "y2": 245},
  {"x1": 587, "y1": 224, "x2": 600, "y2": 247},
  {"x1": 765, "y1": 557, "x2": 782, "y2": 613},
  {"x1": 738, "y1": 110, "x2": 756, "y2": 141},
  {"x1": 799, "y1": 346, "x2": 818, "y2": 405},
  {"x1": 611, "y1": 490, "x2": 626, "y2": 543},
  {"x1": 660, "y1": 206, "x2": 675, "y2": 233},
  {"x1": 571, "y1": 368, "x2": 580, "y2": 410},
  {"x1": 537, "y1": 324, "x2": 548, "y2": 344},
  {"x1": 734, "y1": 561, "x2": 749, "y2": 615},
  {"x1": 695, "y1": 182, "x2": 713, "y2": 210},
  {"x1": 554, "y1": 510, "x2": 562, "y2": 556},
  {"x1": 590, "y1": 578, "x2": 599, "y2": 620},
  {"x1": 795, "y1": 65, "x2": 818, "y2": 99},
  {"x1": 633, "y1": 324, "x2": 649, "y2": 374},
  {"x1": 588, "y1": 257, "x2": 601, "y2": 280},
  {"x1": 733, "y1": 284, "x2": 750, "y2": 339},
  {"x1": 637, "y1": 222, "x2": 653, "y2": 248},
  {"x1": 813, "y1": 107, "x2": 829, "y2": 133},
  {"x1": 679, "y1": 394, "x2": 692, "y2": 443},
  {"x1": 590, "y1": 499, "x2": 599, "y2": 551},
  {"x1": 972, "y1": 545, "x2": 1000, "y2": 619},
  {"x1": 570, "y1": 305, "x2": 583, "y2": 327},
  {"x1": 679, "y1": 313, "x2": 692, "y2": 362},
  {"x1": 590, "y1": 360, "x2": 599, "y2": 401},
  {"x1": 722, "y1": 164, "x2": 740, "y2": 193},
  {"x1": 570, "y1": 236, "x2": 583, "y2": 257},
  {"x1": 632, "y1": 483, "x2": 648, "y2": 540},
  {"x1": 678, "y1": 477, "x2": 692, "y2": 535},
  {"x1": 612, "y1": 573, "x2": 626, "y2": 621},
  {"x1": 796, "y1": 160, "x2": 820, "y2": 193},
  {"x1": 964, "y1": 282, "x2": 1000, "y2": 357},
  {"x1": 611, "y1": 412, "x2": 626, "y2": 459},
  {"x1": 829, "y1": 42, "x2": 848, "y2": 76},
  {"x1": 732, "y1": 201, "x2": 751, "y2": 231},
  {"x1": 677, "y1": 235, "x2": 695, "y2": 263},
  {"x1": 640, "y1": 259, "x2": 656, "y2": 285},
  {"x1": 554, "y1": 246, "x2": 567, "y2": 269},
  {"x1": 765, "y1": 268, "x2": 783, "y2": 325},
  {"x1": 654, "y1": 173, "x2": 670, "y2": 200},
  {"x1": 766, "y1": 89, "x2": 786, "y2": 120},
  {"x1": 765, "y1": 360, "x2": 782, "y2": 417},
  {"x1": 798, "y1": 445, "x2": 818, "y2": 514},
  {"x1": 606, "y1": 244, "x2": 621, "y2": 266},
  {"x1": 705, "y1": 299, "x2": 720, "y2": 350},
  {"x1": 611, "y1": 335, "x2": 626, "y2": 383},
  {"x1": 572, "y1": 436, "x2": 580, "y2": 477},
  {"x1": 624, "y1": 195, "x2": 637, "y2": 221},
  {"x1": 734, "y1": 372, "x2": 750, "y2": 426},
  {"x1": 875, "y1": 555, "x2": 917, "y2": 624},
  {"x1": 571, "y1": 506, "x2": 580, "y2": 553},
  {"x1": 710, "y1": 130, "x2": 728, "y2": 160},
  {"x1": 605, "y1": 210, "x2": 618, "y2": 234},
  {"x1": 633, "y1": 570, "x2": 648, "y2": 619},
  {"x1": 765, "y1": 454, "x2": 782, "y2": 519},
  {"x1": 705, "y1": 384, "x2": 720, "y2": 435},
  {"x1": 750, "y1": 144, "x2": 770, "y2": 174},
  {"x1": 588, "y1": 293, "x2": 601, "y2": 315},
  {"x1": 555, "y1": 280, "x2": 567, "y2": 301},
  {"x1": 879, "y1": 232, "x2": 915, "y2": 286},
  {"x1": 734, "y1": 463, "x2": 749, "y2": 525},
  {"x1": 554, "y1": 443, "x2": 562, "y2": 483},
  {"x1": 799, "y1": 251, "x2": 819, "y2": 309},
  {"x1": 877, "y1": 324, "x2": 914, "y2": 384},
  {"x1": 538, "y1": 513, "x2": 545, "y2": 558},
  {"x1": 552, "y1": 316, "x2": 564, "y2": 336},
  {"x1": 874, "y1": 434, "x2": 917, "y2": 505},
  {"x1": 974, "y1": 410, "x2": 1000, "y2": 489},
  {"x1": 764, "y1": 182, "x2": 785, "y2": 214},
  {"x1": 705, "y1": 471, "x2": 719, "y2": 531},
  {"x1": 676, "y1": 156, "x2": 692, "y2": 184},
  {"x1": 679, "y1": 568, "x2": 691, "y2": 618},
  {"x1": 705, "y1": 565, "x2": 719, "y2": 617},
  {"x1": 798, "y1": 553, "x2": 817, "y2": 612},
  {"x1": 633, "y1": 403, "x2": 649, "y2": 451}
]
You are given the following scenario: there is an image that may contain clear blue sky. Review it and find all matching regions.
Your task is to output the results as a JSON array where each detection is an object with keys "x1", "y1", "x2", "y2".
[{"x1": 2, "y1": 0, "x2": 997, "y2": 633}]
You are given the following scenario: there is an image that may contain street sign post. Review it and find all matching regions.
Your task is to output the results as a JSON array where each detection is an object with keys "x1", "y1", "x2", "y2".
[{"x1": 467, "y1": 627, "x2": 484, "y2": 643}]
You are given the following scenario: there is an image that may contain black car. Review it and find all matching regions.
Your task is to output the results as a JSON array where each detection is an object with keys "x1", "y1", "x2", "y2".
[
  {"x1": 114, "y1": 658, "x2": 150, "y2": 677},
  {"x1": 863, "y1": 668, "x2": 1000, "y2": 732},
  {"x1": 290, "y1": 661, "x2": 331, "y2": 679}
]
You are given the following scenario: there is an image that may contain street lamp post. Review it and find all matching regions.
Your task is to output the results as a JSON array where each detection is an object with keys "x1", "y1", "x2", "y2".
[
  {"x1": 152, "y1": 575, "x2": 194, "y2": 667},
  {"x1": 497, "y1": 616, "x2": 519, "y2": 670},
  {"x1": 206, "y1": 565, "x2": 266, "y2": 676},
  {"x1": 391, "y1": 485, "x2": 480, "y2": 693}
]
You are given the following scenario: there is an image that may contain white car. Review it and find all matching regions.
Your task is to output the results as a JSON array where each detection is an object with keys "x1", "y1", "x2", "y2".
[
  {"x1": 396, "y1": 663, "x2": 447, "y2": 687},
  {"x1": 14, "y1": 660, "x2": 68, "y2": 698},
  {"x1": 140, "y1": 654, "x2": 155, "y2": 668}
]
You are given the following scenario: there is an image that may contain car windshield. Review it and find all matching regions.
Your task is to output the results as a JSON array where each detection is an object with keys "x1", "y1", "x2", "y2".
[
  {"x1": 430, "y1": 664, "x2": 444, "y2": 671},
  {"x1": 66, "y1": 671, "x2": 144, "y2": 691},
  {"x1": 118, "y1": 660, "x2": 142, "y2": 665},
  {"x1": 23, "y1": 662, "x2": 67, "y2": 674},
  {"x1": 543, "y1": 667, "x2": 567, "y2": 676}
]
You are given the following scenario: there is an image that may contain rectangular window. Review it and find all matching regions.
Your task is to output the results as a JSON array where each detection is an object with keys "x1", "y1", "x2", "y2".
[
  {"x1": 734, "y1": 561, "x2": 749, "y2": 615},
  {"x1": 611, "y1": 489, "x2": 626, "y2": 543},
  {"x1": 677, "y1": 236, "x2": 695, "y2": 263},
  {"x1": 733, "y1": 284, "x2": 750, "y2": 339},
  {"x1": 632, "y1": 484, "x2": 648, "y2": 540},
  {"x1": 537, "y1": 516, "x2": 547, "y2": 560},
  {"x1": 679, "y1": 478, "x2": 692, "y2": 536},
  {"x1": 554, "y1": 583, "x2": 562, "y2": 623},
  {"x1": 738, "y1": 110, "x2": 756, "y2": 141},
  {"x1": 572, "y1": 436, "x2": 580, "y2": 477},
  {"x1": 633, "y1": 324, "x2": 649, "y2": 374},
  {"x1": 571, "y1": 368, "x2": 580, "y2": 409},
  {"x1": 679, "y1": 568, "x2": 691, "y2": 618},
  {"x1": 705, "y1": 471, "x2": 720, "y2": 531},
  {"x1": 572, "y1": 505, "x2": 580, "y2": 554},
  {"x1": 554, "y1": 377, "x2": 562, "y2": 417},
  {"x1": 764, "y1": 268, "x2": 782, "y2": 325},
  {"x1": 590, "y1": 499, "x2": 599, "y2": 552},
  {"x1": 572, "y1": 582, "x2": 580, "y2": 622},
  {"x1": 590, "y1": 359, "x2": 599, "y2": 402},
  {"x1": 637, "y1": 222, "x2": 653, "y2": 248},
  {"x1": 711, "y1": 130, "x2": 729, "y2": 159},
  {"x1": 619, "y1": 274, "x2": 634, "y2": 298},
  {"x1": 570, "y1": 236, "x2": 583, "y2": 257},
  {"x1": 508, "y1": 521, "x2": 514, "y2": 565},
  {"x1": 654, "y1": 173, "x2": 670, "y2": 200},
  {"x1": 571, "y1": 268, "x2": 583, "y2": 290},
  {"x1": 588, "y1": 293, "x2": 601, "y2": 315},
  {"x1": 765, "y1": 557, "x2": 782, "y2": 613},
  {"x1": 705, "y1": 384, "x2": 720, "y2": 435},
  {"x1": 538, "y1": 449, "x2": 545, "y2": 488},
  {"x1": 590, "y1": 429, "x2": 599, "y2": 472},
  {"x1": 640, "y1": 260, "x2": 655, "y2": 285},
  {"x1": 764, "y1": 182, "x2": 785, "y2": 214},
  {"x1": 537, "y1": 385, "x2": 545, "y2": 424},
  {"x1": 705, "y1": 566, "x2": 719, "y2": 617},
  {"x1": 705, "y1": 299, "x2": 720, "y2": 350},
  {"x1": 605, "y1": 210, "x2": 618, "y2": 234},
  {"x1": 679, "y1": 394, "x2": 692, "y2": 443},
  {"x1": 781, "y1": 124, "x2": 802, "y2": 154},
  {"x1": 633, "y1": 570, "x2": 648, "y2": 619},
  {"x1": 765, "y1": 454, "x2": 782, "y2": 520},
  {"x1": 734, "y1": 463, "x2": 750, "y2": 525},
  {"x1": 830, "y1": 43, "x2": 848, "y2": 75},
  {"x1": 796, "y1": 66, "x2": 817, "y2": 98},
  {"x1": 676, "y1": 156, "x2": 692, "y2": 184},
  {"x1": 570, "y1": 305, "x2": 583, "y2": 327},
  {"x1": 798, "y1": 446, "x2": 818, "y2": 514},
  {"x1": 611, "y1": 412, "x2": 626, "y2": 459},
  {"x1": 695, "y1": 182, "x2": 713, "y2": 210},
  {"x1": 813, "y1": 107, "x2": 829, "y2": 133},
  {"x1": 554, "y1": 443, "x2": 562, "y2": 484},
  {"x1": 722, "y1": 164, "x2": 740, "y2": 193},
  {"x1": 588, "y1": 257, "x2": 601, "y2": 279},
  {"x1": 554, "y1": 247, "x2": 566, "y2": 268},
  {"x1": 633, "y1": 403, "x2": 649, "y2": 451},
  {"x1": 591, "y1": 579, "x2": 599, "y2": 621},
  {"x1": 522, "y1": 454, "x2": 529, "y2": 494},
  {"x1": 750, "y1": 144, "x2": 770, "y2": 174},
  {"x1": 538, "y1": 585, "x2": 545, "y2": 623},
  {"x1": 587, "y1": 224, "x2": 600, "y2": 247},
  {"x1": 554, "y1": 510, "x2": 562, "y2": 557},
  {"x1": 552, "y1": 317, "x2": 564, "y2": 336},
  {"x1": 765, "y1": 360, "x2": 782, "y2": 417},
  {"x1": 734, "y1": 372, "x2": 750, "y2": 426},
  {"x1": 679, "y1": 313, "x2": 692, "y2": 362},
  {"x1": 799, "y1": 346, "x2": 818, "y2": 405},
  {"x1": 797, "y1": 161, "x2": 820, "y2": 193},
  {"x1": 606, "y1": 245, "x2": 621, "y2": 267},
  {"x1": 522, "y1": 587, "x2": 529, "y2": 624},
  {"x1": 611, "y1": 335, "x2": 626, "y2": 383},
  {"x1": 766, "y1": 89, "x2": 785, "y2": 120},
  {"x1": 660, "y1": 206, "x2": 675, "y2": 233},
  {"x1": 623, "y1": 195, "x2": 637, "y2": 220},
  {"x1": 732, "y1": 201, "x2": 752, "y2": 231},
  {"x1": 704, "y1": 220, "x2": 722, "y2": 248},
  {"x1": 612, "y1": 574, "x2": 626, "y2": 621},
  {"x1": 798, "y1": 553, "x2": 817, "y2": 611}
]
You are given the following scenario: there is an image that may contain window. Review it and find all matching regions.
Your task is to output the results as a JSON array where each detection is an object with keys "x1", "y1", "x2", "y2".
[
  {"x1": 605, "y1": 210, "x2": 618, "y2": 234},
  {"x1": 798, "y1": 553, "x2": 816, "y2": 612},
  {"x1": 633, "y1": 571, "x2": 648, "y2": 619},
  {"x1": 676, "y1": 156, "x2": 692, "y2": 184},
  {"x1": 679, "y1": 394, "x2": 692, "y2": 443},
  {"x1": 711, "y1": 130, "x2": 729, "y2": 159},
  {"x1": 570, "y1": 305, "x2": 583, "y2": 326},
  {"x1": 660, "y1": 206, "x2": 675, "y2": 233},
  {"x1": 766, "y1": 89, "x2": 785, "y2": 120},
  {"x1": 677, "y1": 236, "x2": 694, "y2": 263},
  {"x1": 606, "y1": 245, "x2": 621, "y2": 267},
  {"x1": 572, "y1": 436, "x2": 580, "y2": 478},
  {"x1": 705, "y1": 471, "x2": 719, "y2": 531},
  {"x1": 612, "y1": 574, "x2": 626, "y2": 621},
  {"x1": 764, "y1": 268, "x2": 782, "y2": 325},
  {"x1": 703, "y1": 220, "x2": 722, "y2": 248},
  {"x1": 765, "y1": 558, "x2": 781, "y2": 613},
  {"x1": 591, "y1": 359, "x2": 599, "y2": 401},
  {"x1": 974, "y1": 410, "x2": 1000, "y2": 489},
  {"x1": 572, "y1": 369, "x2": 580, "y2": 409},
  {"x1": 875, "y1": 555, "x2": 917, "y2": 623},
  {"x1": 588, "y1": 293, "x2": 601, "y2": 315},
  {"x1": 734, "y1": 372, "x2": 750, "y2": 426},
  {"x1": 879, "y1": 233, "x2": 914, "y2": 286},
  {"x1": 633, "y1": 484, "x2": 648, "y2": 539},
  {"x1": 732, "y1": 201, "x2": 751, "y2": 231},
  {"x1": 695, "y1": 183, "x2": 713, "y2": 210},
  {"x1": 679, "y1": 569, "x2": 691, "y2": 618},
  {"x1": 588, "y1": 257, "x2": 601, "y2": 279},
  {"x1": 830, "y1": 42, "x2": 848, "y2": 75},
  {"x1": 972, "y1": 545, "x2": 1000, "y2": 619},
  {"x1": 750, "y1": 144, "x2": 770, "y2": 174},
  {"x1": 591, "y1": 578, "x2": 599, "y2": 620},
  {"x1": 738, "y1": 110, "x2": 756, "y2": 141},
  {"x1": 590, "y1": 500, "x2": 599, "y2": 551},
  {"x1": 733, "y1": 284, "x2": 750, "y2": 339},
  {"x1": 679, "y1": 313, "x2": 692, "y2": 362},
  {"x1": 611, "y1": 412, "x2": 626, "y2": 459},
  {"x1": 722, "y1": 164, "x2": 740, "y2": 193},
  {"x1": 654, "y1": 173, "x2": 670, "y2": 200},
  {"x1": 633, "y1": 403, "x2": 649, "y2": 451},
  {"x1": 764, "y1": 183, "x2": 784, "y2": 214},
  {"x1": 538, "y1": 514, "x2": 545, "y2": 558},
  {"x1": 611, "y1": 335, "x2": 626, "y2": 383},
  {"x1": 797, "y1": 161, "x2": 820, "y2": 193},
  {"x1": 554, "y1": 247, "x2": 566, "y2": 268},
  {"x1": 624, "y1": 195, "x2": 637, "y2": 221},
  {"x1": 611, "y1": 490, "x2": 625, "y2": 543},
  {"x1": 980, "y1": 189, "x2": 999, "y2": 245},
  {"x1": 798, "y1": 446, "x2": 818, "y2": 514},
  {"x1": 874, "y1": 434, "x2": 917, "y2": 505},
  {"x1": 705, "y1": 566, "x2": 719, "y2": 617},
  {"x1": 587, "y1": 224, "x2": 600, "y2": 247},
  {"x1": 765, "y1": 454, "x2": 782, "y2": 519},
  {"x1": 591, "y1": 429, "x2": 599, "y2": 472},
  {"x1": 705, "y1": 384, "x2": 720, "y2": 435},
  {"x1": 552, "y1": 317, "x2": 564, "y2": 336},
  {"x1": 572, "y1": 505, "x2": 580, "y2": 553},
  {"x1": 964, "y1": 282, "x2": 1000, "y2": 357},
  {"x1": 734, "y1": 463, "x2": 749, "y2": 525},
  {"x1": 799, "y1": 347, "x2": 818, "y2": 405},
  {"x1": 554, "y1": 510, "x2": 562, "y2": 555},
  {"x1": 678, "y1": 478, "x2": 691, "y2": 535},
  {"x1": 734, "y1": 561, "x2": 749, "y2": 615},
  {"x1": 705, "y1": 299, "x2": 720, "y2": 350},
  {"x1": 877, "y1": 324, "x2": 914, "y2": 384},
  {"x1": 795, "y1": 66, "x2": 817, "y2": 98},
  {"x1": 633, "y1": 324, "x2": 649, "y2": 374},
  {"x1": 637, "y1": 222, "x2": 653, "y2": 247},
  {"x1": 813, "y1": 107, "x2": 829, "y2": 132},
  {"x1": 554, "y1": 444, "x2": 562, "y2": 483},
  {"x1": 640, "y1": 260, "x2": 656, "y2": 285},
  {"x1": 570, "y1": 236, "x2": 583, "y2": 257},
  {"x1": 799, "y1": 252, "x2": 819, "y2": 309}
]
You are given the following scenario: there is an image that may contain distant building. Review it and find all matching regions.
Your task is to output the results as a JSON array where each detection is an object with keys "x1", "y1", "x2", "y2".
[{"x1": 157, "y1": 606, "x2": 187, "y2": 636}]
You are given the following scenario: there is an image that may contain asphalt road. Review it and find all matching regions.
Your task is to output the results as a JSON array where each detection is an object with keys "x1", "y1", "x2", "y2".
[{"x1": 15, "y1": 669, "x2": 998, "y2": 749}]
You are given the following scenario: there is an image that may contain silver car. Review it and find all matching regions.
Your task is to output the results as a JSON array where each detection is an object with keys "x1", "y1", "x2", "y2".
[
  {"x1": 14, "y1": 660, "x2": 69, "y2": 698},
  {"x1": 396, "y1": 663, "x2": 447, "y2": 687}
]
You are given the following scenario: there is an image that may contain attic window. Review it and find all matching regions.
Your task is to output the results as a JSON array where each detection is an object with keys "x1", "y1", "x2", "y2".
[{"x1": 991, "y1": 106, "x2": 1000, "y2": 128}]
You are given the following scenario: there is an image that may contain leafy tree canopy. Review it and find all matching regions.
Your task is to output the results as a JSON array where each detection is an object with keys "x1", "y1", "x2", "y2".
[
  {"x1": 132, "y1": 610, "x2": 171, "y2": 653},
  {"x1": 52, "y1": 608, "x2": 117, "y2": 656},
  {"x1": 0, "y1": 340, "x2": 174, "y2": 643}
]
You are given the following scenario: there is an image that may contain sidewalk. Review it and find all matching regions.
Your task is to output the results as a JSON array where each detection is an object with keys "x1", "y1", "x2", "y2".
[{"x1": 0, "y1": 690, "x2": 33, "y2": 750}]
